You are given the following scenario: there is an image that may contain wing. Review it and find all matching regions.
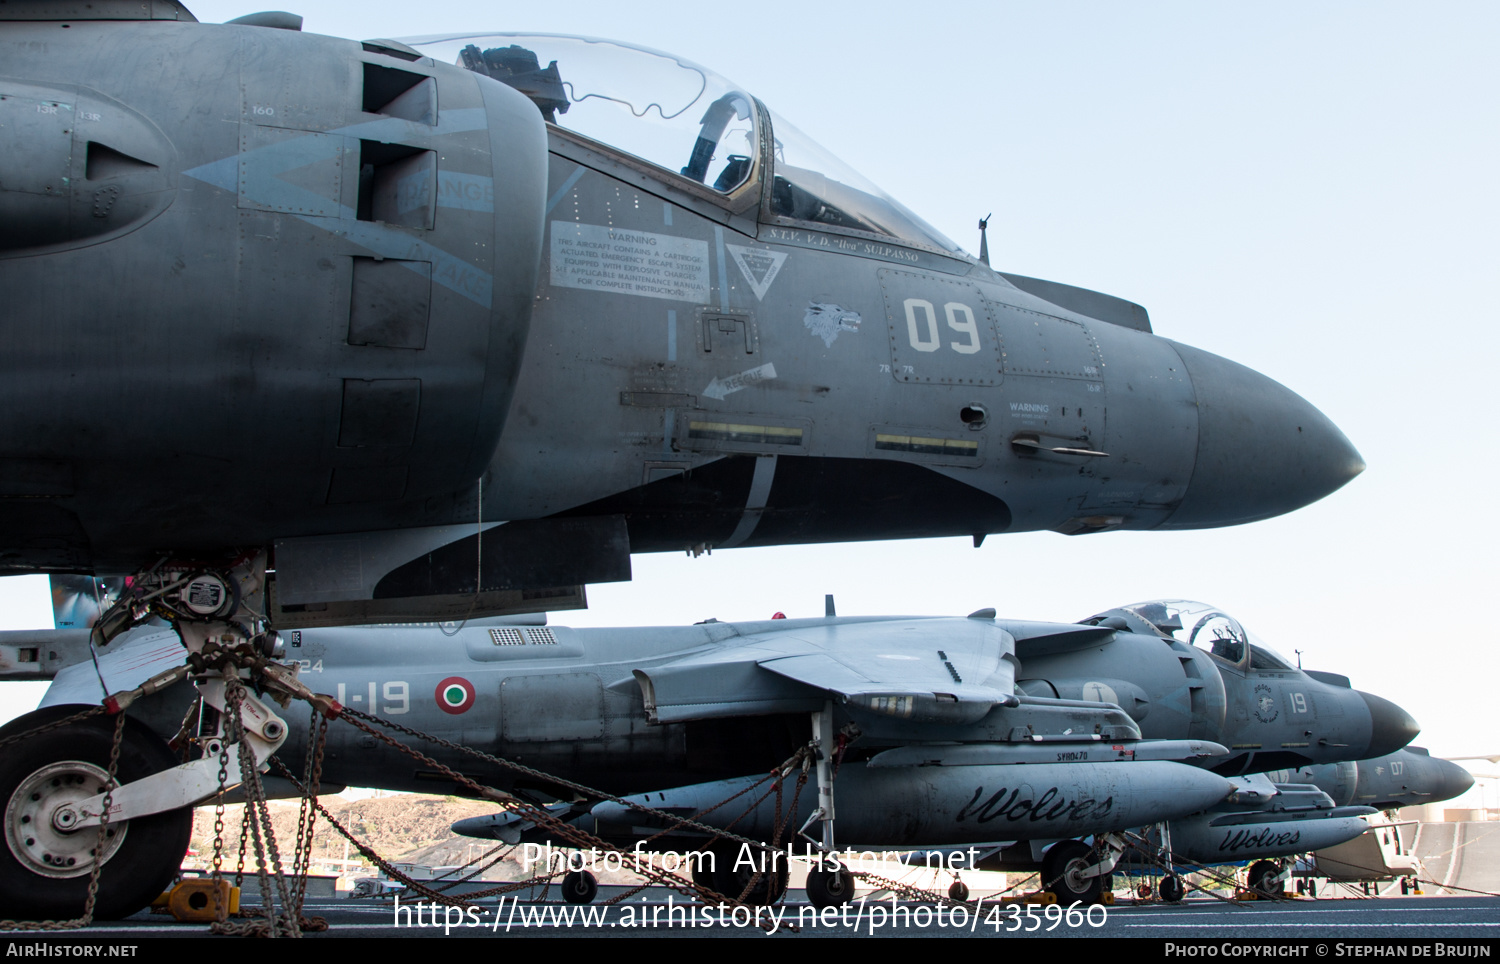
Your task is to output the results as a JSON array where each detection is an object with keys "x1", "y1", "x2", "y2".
[{"x1": 630, "y1": 615, "x2": 1017, "y2": 725}]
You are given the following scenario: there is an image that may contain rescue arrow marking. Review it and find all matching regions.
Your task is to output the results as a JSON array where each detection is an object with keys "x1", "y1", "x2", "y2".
[{"x1": 703, "y1": 363, "x2": 778, "y2": 400}]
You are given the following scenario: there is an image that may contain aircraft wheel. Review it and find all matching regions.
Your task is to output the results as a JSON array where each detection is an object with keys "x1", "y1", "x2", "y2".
[
  {"x1": 1042, "y1": 840, "x2": 1102, "y2": 904},
  {"x1": 806, "y1": 867, "x2": 856, "y2": 908},
  {"x1": 561, "y1": 870, "x2": 598, "y2": 904},
  {"x1": 1248, "y1": 860, "x2": 1281, "y2": 898},
  {"x1": 0, "y1": 707, "x2": 192, "y2": 920},
  {"x1": 711, "y1": 843, "x2": 788, "y2": 906},
  {"x1": 1159, "y1": 874, "x2": 1185, "y2": 903},
  {"x1": 947, "y1": 879, "x2": 970, "y2": 902}
]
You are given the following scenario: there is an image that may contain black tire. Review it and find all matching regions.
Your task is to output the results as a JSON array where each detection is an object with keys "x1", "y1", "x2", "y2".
[
  {"x1": 561, "y1": 870, "x2": 598, "y2": 904},
  {"x1": 806, "y1": 867, "x2": 856, "y2": 908},
  {"x1": 1042, "y1": 839, "x2": 1102, "y2": 904},
  {"x1": 0, "y1": 706, "x2": 192, "y2": 920},
  {"x1": 1159, "y1": 874, "x2": 1185, "y2": 903},
  {"x1": 710, "y1": 841, "x2": 788, "y2": 906},
  {"x1": 947, "y1": 879, "x2": 970, "y2": 901},
  {"x1": 1248, "y1": 860, "x2": 1280, "y2": 897}
]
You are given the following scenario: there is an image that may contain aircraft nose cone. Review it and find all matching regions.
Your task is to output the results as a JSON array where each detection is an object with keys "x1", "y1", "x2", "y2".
[
  {"x1": 1434, "y1": 758, "x2": 1476, "y2": 802},
  {"x1": 1159, "y1": 342, "x2": 1364, "y2": 529},
  {"x1": 1360, "y1": 690, "x2": 1421, "y2": 757}
]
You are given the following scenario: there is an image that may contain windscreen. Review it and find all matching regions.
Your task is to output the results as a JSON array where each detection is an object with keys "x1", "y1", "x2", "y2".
[
  {"x1": 1116, "y1": 599, "x2": 1252, "y2": 665},
  {"x1": 404, "y1": 32, "x2": 966, "y2": 256},
  {"x1": 767, "y1": 109, "x2": 964, "y2": 254},
  {"x1": 405, "y1": 33, "x2": 757, "y2": 194}
]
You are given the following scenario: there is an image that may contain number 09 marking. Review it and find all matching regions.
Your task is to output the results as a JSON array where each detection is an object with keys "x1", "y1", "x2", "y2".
[{"x1": 904, "y1": 298, "x2": 982, "y2": 354}]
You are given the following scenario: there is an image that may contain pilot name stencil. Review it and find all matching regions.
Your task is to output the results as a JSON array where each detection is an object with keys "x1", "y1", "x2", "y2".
[
  {"x1": 551, "y1": 222, "x2": 710, "y2": 303},
  {"x1": 762, "y1": 226, "x2": 922, "y2": 265}
]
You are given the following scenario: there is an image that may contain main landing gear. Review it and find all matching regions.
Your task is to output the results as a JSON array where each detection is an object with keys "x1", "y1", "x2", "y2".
[
  {"x1": 1247, "y1": 859, "x2": 1289, "y2": 898},
  {"x1": 1041, "y1": 835, "x2": 1125, "y2": 905}
]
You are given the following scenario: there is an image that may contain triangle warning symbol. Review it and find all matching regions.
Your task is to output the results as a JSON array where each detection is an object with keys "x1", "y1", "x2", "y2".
[{"x1": 726, "y1": 244, "x2": 787, "y2": 301}]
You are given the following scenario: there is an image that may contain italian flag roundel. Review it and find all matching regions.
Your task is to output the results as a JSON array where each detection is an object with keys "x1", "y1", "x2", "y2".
[{"x1": 435, "y1": 677, "x2": 475, "y2": 714}]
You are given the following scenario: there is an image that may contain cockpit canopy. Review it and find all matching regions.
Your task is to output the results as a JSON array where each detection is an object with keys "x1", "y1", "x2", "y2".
[
  {"x1": 1087, "y1": 599, "x2": 1298, "y2": 672},
  {"x1": 401, "y1": 33, "x2": 964, "y2": 256}
]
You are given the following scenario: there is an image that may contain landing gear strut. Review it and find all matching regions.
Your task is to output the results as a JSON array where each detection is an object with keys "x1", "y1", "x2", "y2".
[{"x1": 797, "y1": 702, "x2": 858, "y2": 908}]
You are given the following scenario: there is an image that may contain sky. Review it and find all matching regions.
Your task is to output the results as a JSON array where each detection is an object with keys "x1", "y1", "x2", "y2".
[{"x1": 3, "y1": 1, "x2": 1497, "y2": 800}]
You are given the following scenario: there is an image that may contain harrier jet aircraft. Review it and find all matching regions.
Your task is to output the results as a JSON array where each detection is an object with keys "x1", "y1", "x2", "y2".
[
  {"x1": 2, "y1": 598, "x2": 1414, "y2": 915},
  {"x1": 0, "y1": 4, "x2": 1363, "y2": 653}
]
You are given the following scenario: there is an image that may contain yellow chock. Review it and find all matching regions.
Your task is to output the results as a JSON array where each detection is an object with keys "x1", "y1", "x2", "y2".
[
  {"x1": 1100, "y1": 891, "x2": 1115, "y2": 906},
  {"x1": 158, "y1": 878, "x2": 240, "y2": 921},
  {"x1": 1024, "y1": 891, "x2": 1058, "y2": 905}
]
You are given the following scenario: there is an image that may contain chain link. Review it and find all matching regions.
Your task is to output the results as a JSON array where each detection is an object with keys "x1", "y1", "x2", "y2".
[
  {"x1": 210, "y1": 705, "x2": 231, "y2": 927},
  {"x1": 0, "y1": 705, "x2": 107, "y2": 754}
]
